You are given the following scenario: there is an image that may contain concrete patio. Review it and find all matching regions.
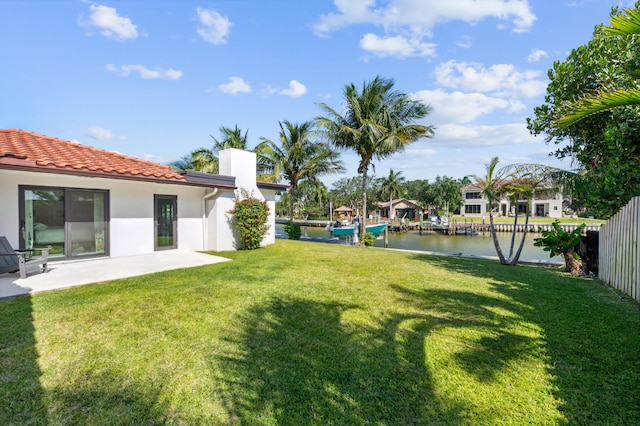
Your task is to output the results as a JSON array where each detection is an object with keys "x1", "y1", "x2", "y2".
[{"x1": 0, "y1": 250, "x2": 230, "y2": 299}]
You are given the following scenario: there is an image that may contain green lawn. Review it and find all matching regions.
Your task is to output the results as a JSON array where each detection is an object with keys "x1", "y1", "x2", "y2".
[{"x1": 1, "y1": 240, "x2": 639, "y2": 424}]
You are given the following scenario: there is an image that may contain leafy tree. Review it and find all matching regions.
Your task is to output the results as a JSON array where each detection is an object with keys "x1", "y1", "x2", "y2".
[
  {"x1": 376, "y1": 169, "x2": 407, "y2": 219},
  {"x1": 426, "y1": 176, "x2": 463, "y2": 214},
  {"x1": 256, "y1": 120, "x2": 344, "y2": 223},
  {"x1": 527, "y1": 3, "x2": 640, "y2": 218},
  {"x1": 329, "y1": 176, "x2": 370, "y2": 212},
  {"x1": 404, "y1": 179, "x2": 430, "y2": 202},
  {"x1": 534, "y1": 221, "x2": 586, "y2": 275},
  {"x1": 317, "y1": 76, "x2": 434, "y2": 242},
  {"x1": 297, "y1": 180, "x2": 330, "y2": 219}
]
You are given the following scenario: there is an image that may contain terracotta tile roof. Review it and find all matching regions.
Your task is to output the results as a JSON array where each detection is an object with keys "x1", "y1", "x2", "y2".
[{"x1": 0, "y1": 129, "x2": 185, "y2": 181}]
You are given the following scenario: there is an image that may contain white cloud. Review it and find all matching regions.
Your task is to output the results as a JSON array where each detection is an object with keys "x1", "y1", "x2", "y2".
[
  {"x1": 87, "y1": 126, "x2": 119, "y2": 140},
  {"x1": 432, "y1": 123, "x2": 538, "y2": 147},
  {"x1": 527, "y1": 48, "x2": 548, "y2": 62},
  {"x1": 105, "y1": 64, "x2": 183, "y2": 80},
  {"x1": 405, "y1": 147, "x2": 437, "y2": 156},
  {"x1": 219, "y1": 76, "x2": 252, "y2": 95},
  {"x1": 412, "y1": 89, "x2": 523, "y2": 125},
  {"x1": 84, "y1": 4, "x2": 138, "y2": 41},
  {"x1": 456, "y1": 35, "x2": 472, "y2": 49},
  {"x1": 434, "y1": 60, "x2": 546, "y2": 98},
  {"x1": 278, "y1": 80, "x2": 308, "y2": 98},
  {"x1": 196, "y1": 7, "x2": 232, "y2": 44},
  {"x1": 314, "y1": 0, "x2": 536, "y2": 36},
  {"x1": 360, "y1": 33, "x2": 436, "y2": 57}
]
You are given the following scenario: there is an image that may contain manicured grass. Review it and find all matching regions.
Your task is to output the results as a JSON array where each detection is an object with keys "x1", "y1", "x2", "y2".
[{"x1": 1, "y1": 240, "x2": 639, "y2": 424}]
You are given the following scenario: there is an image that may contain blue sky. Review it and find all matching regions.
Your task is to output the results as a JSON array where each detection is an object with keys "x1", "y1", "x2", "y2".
[{"x1": 1, "y1": 0, "x2": 634, "y2": 187}]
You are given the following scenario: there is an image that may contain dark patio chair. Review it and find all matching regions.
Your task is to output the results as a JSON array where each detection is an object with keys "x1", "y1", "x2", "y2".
[{"x1": 0, "y1": 236, "x2": 49, "y2": 279}]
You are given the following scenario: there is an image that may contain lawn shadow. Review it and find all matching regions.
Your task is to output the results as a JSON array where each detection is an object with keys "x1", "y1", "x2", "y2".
[
  {"x1": 408, "y1": 253, "x2": 640, "y2": 424},
  {"x1": 213, "y1": 297, "x2": 466, "y2": 424},
  {"x1": 390, "y1": 283, "x2": 540, "y2": 384},
  {"x1": 0, "y1": 295, "x2": 48, "y2": 424}
]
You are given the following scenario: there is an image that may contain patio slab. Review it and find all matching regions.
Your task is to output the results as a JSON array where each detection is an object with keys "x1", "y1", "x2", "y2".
[{"x1": 0, "y1": 250, "x2": 230, "y2": 299}]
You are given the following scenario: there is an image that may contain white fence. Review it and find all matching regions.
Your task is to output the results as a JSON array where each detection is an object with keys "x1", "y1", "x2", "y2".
[{"x1": 599, "y1": 196, "x2": 640, "y2": 302}]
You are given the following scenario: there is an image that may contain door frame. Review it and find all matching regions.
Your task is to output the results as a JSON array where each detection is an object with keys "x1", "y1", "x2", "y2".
[
  {"x1": 154, "y1": 194, "x2": 178, "y2": 251},
  {"x1": 18, "y1": 185, "x2": 110, "y2": 260}
]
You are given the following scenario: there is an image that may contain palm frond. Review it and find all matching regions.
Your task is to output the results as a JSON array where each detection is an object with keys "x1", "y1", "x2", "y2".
[
  {"x1": 558, "y1": 89, "x2": 640, "y2": 129},
  {"x1": 606, "y1": 7, "x2": 640, "y2": 36}
]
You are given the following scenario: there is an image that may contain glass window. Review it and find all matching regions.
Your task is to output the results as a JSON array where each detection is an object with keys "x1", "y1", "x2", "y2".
[{"x1": 20, "y1": 186, "x2": 109, "y2": 259}]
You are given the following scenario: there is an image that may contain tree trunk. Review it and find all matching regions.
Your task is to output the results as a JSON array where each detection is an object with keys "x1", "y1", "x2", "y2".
[
  {"x1": 360, "y1": 168, "x2": 368, "y2": 244},
  {"x1": 564, "y1": 249, "x2": 583, "y2": 275},
  {"x1": 508, "y1": 209, "x2": 531, "y2": 266},
  {"x1": 488, "y1": 201, "x2": 507, "y2": 264},
  {"x1": 289, "y1": 184, "x2": 296, "y2": 223}
]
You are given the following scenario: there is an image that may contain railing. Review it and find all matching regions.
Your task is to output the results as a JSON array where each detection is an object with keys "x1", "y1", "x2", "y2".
[{"x1": 599, "y1": 196, "x2": 640, "y2": 302}]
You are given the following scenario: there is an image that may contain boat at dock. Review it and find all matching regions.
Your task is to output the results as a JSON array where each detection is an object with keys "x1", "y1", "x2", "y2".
[{"x1": 327, "y1": 222, "x2": 388, "y2": 238}]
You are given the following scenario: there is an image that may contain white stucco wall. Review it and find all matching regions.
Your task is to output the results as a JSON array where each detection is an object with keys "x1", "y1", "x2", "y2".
[
  {"x1": 0, "y1": 169, "x2": 207, "y2": 257},
  {"x1": 1, "y1": 148, "x2": 277, "y2": 257}
]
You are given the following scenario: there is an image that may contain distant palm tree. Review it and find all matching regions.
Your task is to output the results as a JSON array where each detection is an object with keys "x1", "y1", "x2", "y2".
[
  {"x1": 169, "y1": 148, "x2": 218, "y2": 174},
  {"x1": 211, "y1": 124, "x2": 249, "y2": 151},
  {"x1": 559, "y1": 7, "x2": 640, "y2": 128},
  {"x1": 256, "y1": 120, "x2": 344, "y2": 223},
  {"x1": 317, "y1": 76, "x2": 434, "y2": 240},
  {"x1": 377, "y1": 169, "x2": 407, "y2": 219},
  {"x1": 470, "y1": 158, "x2": 573, "y2": 266},
  {"x1": 171, "y1": 125, "x2": 249, "y2": 174}
]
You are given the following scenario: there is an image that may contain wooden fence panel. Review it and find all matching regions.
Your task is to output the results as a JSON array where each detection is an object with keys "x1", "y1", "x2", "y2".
[{"x1": 599, "y1": 196, "x2": 640, "y2": 302}]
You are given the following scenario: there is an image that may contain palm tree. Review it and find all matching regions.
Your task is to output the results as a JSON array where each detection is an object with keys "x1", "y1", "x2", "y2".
[
  {"x1": 171, "y1": 125, "x2": 250, "y2": 174},
  {"x1": 255, "y1": 120, "x2": 344, "y2": 223},
  {"x1": 471, "y1": 158, "x2": 574, "y2": 266},
  {"x1": 211, "y1": 124, "x2": 249, "y2": 151},
  {"x1": 169, "y1": 148, "x2": 218, "y2": 173},
  {"x1": 559, "y1": 7, "x2": 640, "y2": 128},
  {"x1": 468, "y1": 157, "x2": 510, "y2": 264},
  {"x1": 377, "y1": 169, "x2": 407, "y2": 219},
  {"x1": 317, "y1": 76, "x2": 434, "y2": 241}
]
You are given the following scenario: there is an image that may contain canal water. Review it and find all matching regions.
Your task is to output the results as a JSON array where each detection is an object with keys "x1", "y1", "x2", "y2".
[{"x1": 275, "y1": 224, "x2": 561, "y2": 263}]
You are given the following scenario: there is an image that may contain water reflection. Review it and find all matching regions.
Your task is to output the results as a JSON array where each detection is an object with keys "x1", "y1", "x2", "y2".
[{"x1": 276, "y1": 224, "x2": 560, "y2": 262}]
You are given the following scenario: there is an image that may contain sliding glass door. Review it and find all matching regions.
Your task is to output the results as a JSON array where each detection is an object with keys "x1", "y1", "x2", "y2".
[
  {"x1": 20, "y1": 186, "x2": 109, "y2": 259},
  {"x1": 67, "y1": 190, "x2": 107, "y2": 258}
]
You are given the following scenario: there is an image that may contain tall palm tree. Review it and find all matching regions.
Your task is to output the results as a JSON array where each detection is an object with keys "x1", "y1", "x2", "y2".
[
  {"x1": 377, "y1": 169, "x2": 407, "y2": 219},
  {"x1": 317, "y1": 76, "x2": 434, "y2": 240},
  {"x1": 255, "y1": 120, "x2": 344, "y2": 223},
  {"x1": 468, "y1": 157, "x2": 510, "y2": 264},
  {"x1": 559, "y1": 7, "x2": 640, "y2": 128},
  {"x1": 471, "y1": 158, "x2": 573, "y2": 266}
]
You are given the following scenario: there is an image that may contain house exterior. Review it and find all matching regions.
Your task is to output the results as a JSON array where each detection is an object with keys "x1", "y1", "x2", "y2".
[
  {"x1": 376, "y1": 198, "x2": 425, "y2": 220},
  {"x1": 0, "y1": 129, "x2": 287, "y2": 261},
  {"x1": 460, "y1": 183, "x2": 564, "y2": 218}
]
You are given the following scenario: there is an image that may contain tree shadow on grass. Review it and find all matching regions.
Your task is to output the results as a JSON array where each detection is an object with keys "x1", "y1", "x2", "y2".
[
  {"x1": 408, "y1": 253, "x2": 640, "y2": 424},
  {"x1": 0, "y1": 295, "x2": 48, "y2": 424},
  {"x1": 213, "y1": 297, "x2": 467, "y2": 425}
]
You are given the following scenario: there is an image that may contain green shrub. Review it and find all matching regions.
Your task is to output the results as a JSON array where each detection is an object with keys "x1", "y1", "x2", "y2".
[
  {"x1": 284, "y1": 222, "x2": 302, "y2": 240},
  {"x1": 363, "y1": 232, "x2": 375, "y2": 246},
  {"x1": 228, "y1": 189, "x2": 270, "y2": 250}
]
